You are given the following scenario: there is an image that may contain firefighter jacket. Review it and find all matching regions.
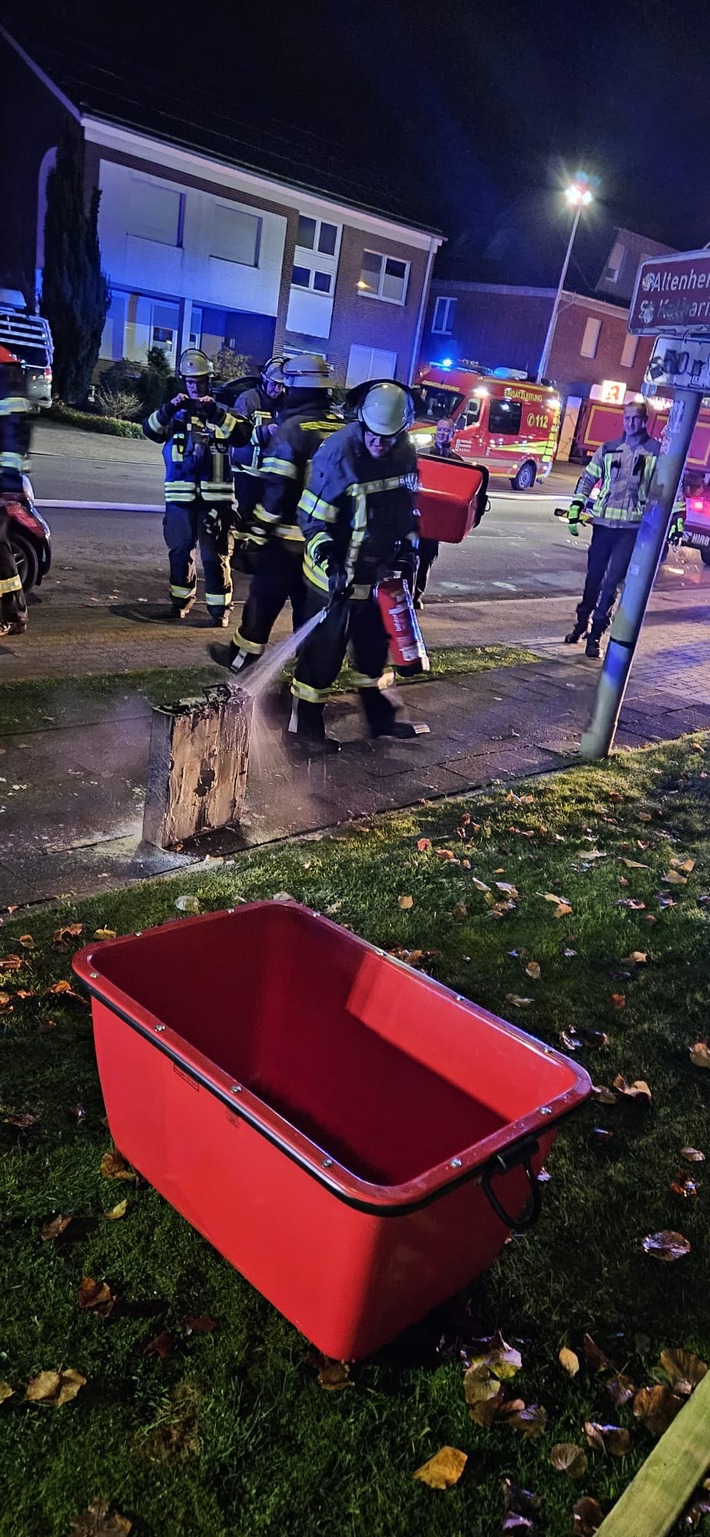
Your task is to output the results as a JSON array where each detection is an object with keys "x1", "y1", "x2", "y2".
[
  {"x1": 0, "y1": 359, "x2": 33, "y2": 497},
  {"x1": 247, "y1": 395, "x2": 342, "y2": 546},
  {"x1": 229, "y1": 385, "x2": 275, "y2": 482},
  {"x1": 298, "y1": 421, "x2": 419, "y2": 595},
  {"x1": 574, "y1": 432, "x2": 662, "y2": 528},
  {"x1": 143, "y1": 400, "x2": 249, "y2": 504}
]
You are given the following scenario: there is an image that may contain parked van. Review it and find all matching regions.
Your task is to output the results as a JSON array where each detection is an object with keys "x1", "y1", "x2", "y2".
[
  {"x1": 0, "y1": 290, "x2": 53, "y2": 407},
  {"x1": 414, "y1": 364, "x2": 561, "y2": 490}
]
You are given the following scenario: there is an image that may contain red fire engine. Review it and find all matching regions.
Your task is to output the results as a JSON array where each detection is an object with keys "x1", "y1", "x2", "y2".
[{"x1": 414, "y1": 364, "x2": 561, "y2": 490}]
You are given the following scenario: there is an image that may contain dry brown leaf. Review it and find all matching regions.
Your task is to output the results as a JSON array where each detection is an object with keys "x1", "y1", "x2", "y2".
[
  {"x1": 613, "y1": 1075, "x2": 652, "y2": 1104},
  {"x1": 45, "y1": 980, "x2": 84, "y2": 1002},
  {"x1": 316, "y1": 1359, "x2": 353, "y2": 1390},
  {"x1": 434, "y1": 848, "x2": 456, "y2": 861},
  {"x1": 53, "y1": 923, "x2": 84, "y2": 949},
  {"x1": 463, "y1": 1363, "x2": 501, "y2": 1406},
  {"x1": 183, "y1": 1315, "x2": 217, "y2": 1336},
  {"x1": 0, "y1": 991, "x2": 12, "y2": 1012},
  {"x1": 505, "y1": 995, "x2": 533, "y2": 1008},
  {"x1": 620, "y1": 858, "x2": 649, "y2": 869},
  {"x1": 609, "y1": 993, "x2": 627, "y2": 1010},
  {"x1": 41, "y1": 1214, "x2": 72, "y2": 1242},
  {"x1": 103, "y1": 1200, "x2": 128, "y2": 1221},
  {"x1": 0, "y1": 955, "x2": 23, "y2": 971},
  {"x1": 70, "y1": 1496, "x2": 133, "y2": 1536},
  {"x1": 93, "y1": 928, "x2": 117, "y2": 941},
  {"x1": 670, "y1": 856, "x2": 695, "y2": 873},
  {"x1": 642, "y1": 1230, "x2": 691, "y2": 1261},
  {"x1": 593, "y1": 1085, "x2": 617, "y2": 1105},
  {"x1": 554, "y1": 902, "x2": 573, "y2": 919},
  {"x1": 398, "y1": 895, "x2": 414, "y2": 909},
  {"x1": 0, "y1": 1381, "x2": 14, "y2": 1404},
  {"x1": 621, "y1": 951, "x2": 647, "y2": 965},
  {"x1": 78, "y1": 1278, "x2": 116, "y2": 1319},
  {"x1": 15, "y1": 989, "x2": 36, "y2": 1000},
  {"x1": 412, "y1": 1446, "x2": 467, "y2": 1489},
  {"x1": 468, "y1": 1332, "x2": 523, "y2": 1381},
  {"x1": 144, "y1": 1331, "x2": 173, "y2": 1359},
  {"x1": 100, "y1": 1150, "x2": 137, "y2": 1181},
  {"x1": 681, "y1": 1146, "x2": 705, "y2": 1163},
  {"x1": 472, "y1": 876, "x2": 491, "y2": 892},
  {"x1": 4, "y1": 1111, "x2": 39, "y2": 1129},
  {"x1": 505, "y1": 1403, "x2": 547, "y2": 1438},
  {"x1": 605, "y1": 1373, "x2": 636, "y2": 1408},
  {"x1": 550, "y1": 1442, "x2": 587, "y2": 1477},
  {"x1": 583, "y1": 1334, "x2": 612, "y2": 1373},
  {"x1": 25, "y1": 1368, "x2": 86, "y2": 1406},
  {"x1": 468, "y1": 1389, "x2": 507, "y2": 1428},
  {"x1": 18, "y1": 934, "x2": 35, "y2": 949},
  {"x1": 559, "y1": 1346, "x2": 580, "y2": 1377},
  {"x1": 38, "y1": 1019, "x2": 58, "y2": 1034},
  {"x1": 524, "y1": 961, "x2": 541, "y2": 981},
  {"x1": 670, "y1": 1174, "x2": 699, "y2": 1199},
  {"x1": 584, "y1": 1421, "x2": 631, "y2": 1457},
  {"x1": 663, "y1": 869, "x2": 688, "y2": 885},
  {"x1": 453, "y1": 901, "x2": 469, "y2": 919},
  {"x1": 659, "y1": 1347, "x2": 707, "y2": 1392},
  {"x1": 573, "y1": 1497, "x2": 604, "y2": 1535},
  {"x1": 633, "y1": 1384, "x2": 684, "y2": 1436},
  {"x1": 496, "y1": 882, "x2": 519, "y2": 897},
  {"x1": 416, "y1": 838, "x2": 431, "y2": 852},
  {"x1": 689, "y1": 1041, "x2": 710, "y2": 1069},
  {"x1": 543, "y1": 892, "x2": 565, "y2": 904}
]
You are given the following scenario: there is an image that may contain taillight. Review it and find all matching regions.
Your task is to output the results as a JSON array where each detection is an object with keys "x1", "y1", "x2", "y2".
[
  {"x1": 689, "y1": 498, "x2": 705, "y2": 513},
  {"x1": 44, "y1": 367, "x2": 52, "y2": 381}
]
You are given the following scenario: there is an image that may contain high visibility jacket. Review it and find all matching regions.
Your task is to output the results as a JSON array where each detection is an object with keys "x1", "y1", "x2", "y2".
[
  {"x1": 298, "y1": 421, "x2": 419, "y2": 593},
  {"x1": 248, "y1": 397, "x2": 342, "y2": 545},
  {"x1": 575, "y1": 433, "x2": 662, "y2": 528},
  {"x1": 230, "y1": 385, "x2": 275, "y2": 480},
  {"x1": 143, "y1": 401, "x2": 249, "y2": 504},
  {"x1": 0, "y1": 359, "x2": 33, "y2": 496}
]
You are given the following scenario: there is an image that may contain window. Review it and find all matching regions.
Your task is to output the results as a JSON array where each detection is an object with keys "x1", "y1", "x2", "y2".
[
  {"x1": 188, "y1": 307, "x2": 203, "y2": 349},
  {"x1": 621, "y1": 333, "x2": 639, "y2": 368},
  {"x1": 291, "y1": 264, "x2": 333, "y2": 294},
  {"x1": 149, "y1": 301, "x2": 181, "y2": 361},
  {"x1": 296, "y1": 215, "x2": 339, "y2": 256},
  {"x1": 580, "y1": 317, "x2": 601, "y2": 359},
  {"x1": 418, "y1": 385, "x2": 464, "y2": 420},
  {"x1": 358, "y1": 250, "x2": 410, "y2": 305},
  {"x1": 461, "y1": 397, "x2": 482, "y2": 427},
  {"x1": 605, "y1": 240, "x2": 626, "y2": 283},
  {"x1": 127, "y1": 177, "x2": 184, "y2": 246},
  {"x1": 209, "y1": 203, "x2": 261, "y2": 267},
  {"x1": 489, "y1": 398, "x2": 522, "y2": 435},
  {"x1": 432, "y1": 296, "x2": 456, "y2": 334}
]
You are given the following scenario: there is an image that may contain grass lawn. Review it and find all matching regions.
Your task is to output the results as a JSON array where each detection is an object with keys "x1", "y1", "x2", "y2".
[
  {"x1": 1, "y1": 735, "x2": 709, "y2": 1536},
  {"x1": 0, "y1": 647, "x2": 536, "y2": 736}
]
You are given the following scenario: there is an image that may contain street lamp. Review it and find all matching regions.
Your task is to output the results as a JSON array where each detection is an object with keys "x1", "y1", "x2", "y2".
[{"x1": 536, "y1": 180, "x2": 594, "y2": 384}]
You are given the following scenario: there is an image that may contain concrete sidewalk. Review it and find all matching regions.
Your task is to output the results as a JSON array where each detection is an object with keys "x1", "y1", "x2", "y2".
[{"x1": 1, "y1": 586, "x2": 709, "y2": 911}]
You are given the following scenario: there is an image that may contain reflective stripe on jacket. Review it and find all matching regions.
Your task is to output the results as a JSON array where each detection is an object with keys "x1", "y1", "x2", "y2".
[
  {"x1": 575, "y1": 433, "x2": 661, "y2": 527},
  {"x1": 143, "y1": 402, "x2": 249, "y2": 503},
  {"x1": 0, "y1": 363, "x2": 33, "y2": 496},
  {"x1": 249, "y1": 399, "x2": 342, "y2": 542},
  {"x1": 297, "y1": 421, "x2": 419, "y2": 590}
]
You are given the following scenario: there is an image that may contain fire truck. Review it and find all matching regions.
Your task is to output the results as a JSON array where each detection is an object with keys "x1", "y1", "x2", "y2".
[
  {"x1": 574, "y1": 396, "x2": 710, "y2": 565},
  {"x1": 413, "y1": 364, "x2": 562, "y2": 490}
]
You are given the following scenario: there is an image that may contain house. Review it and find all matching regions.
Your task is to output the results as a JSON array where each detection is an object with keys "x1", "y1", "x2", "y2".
[{"x1": 0, "y1": 27, "x2": 442, "y2": 387}]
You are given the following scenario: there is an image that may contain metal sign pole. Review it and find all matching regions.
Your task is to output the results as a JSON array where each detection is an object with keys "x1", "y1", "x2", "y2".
[{"x1": 579, "y1": 385, "x2": 702, "y2": 761}]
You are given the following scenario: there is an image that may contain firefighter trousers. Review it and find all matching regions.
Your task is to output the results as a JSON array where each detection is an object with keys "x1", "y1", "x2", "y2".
[
  {"x1": 0, "y1": 507, "x2": 27, "y2": 630},
  {"x1": 414, "y1": 537, "x2": 439, "y2": 602},
  {"x1": 291, "y1": 586, "x2": 400, "y2": 734},
  {"x1": 232, "y1": 540, "x2": 306, "y2": 659},
  {"x1": 163, "y1": 498, "x2": 233, "y2": 619},
  {"x1": 576, "y1": 525, "x2": 638, "y2": 637}
]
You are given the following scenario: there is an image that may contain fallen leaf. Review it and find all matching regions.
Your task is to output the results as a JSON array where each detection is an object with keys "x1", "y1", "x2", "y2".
[
  {"x1": 463, "y1": 1363, "x2": 503, "y2": 1406},
  {"x1": 681, "y1": 1147, "x2": 705, "y2": 1163},
  {"x1": 38, "y1": 1018, "x2": 58, "y2": 1034},
  {"x1": 542, "y1": 892, "x2": 567, "y2": 905},
  {"x1": 41, "y1": 1214, "x2": 72, "y2": 1242},
  {"x1": 103, "y1": 1200, "x2": 128, "y2": 1221},
  {"x1": 316, "y1": 1359, "x2": 353, "y2": 1390},
  {"x1": 633, "y1": 1383, "x2": 684, "y2": 1436},
  {"x1": 609, "y1": 994, "x2": 626, "y2": 1010},
  {"x1": 4, "y1": 1111, "x2": 39, "y2": 1129},
  {"x1": 144, "y1": 1331, "x2": 172, "y2": 1359},
  {"x1": 583, "y1": 1334, "x2": 612, "y2": 1373},
  {"x1": 559, "y1": 1346, "x2": 580, "y2": 1377},
  {"x1": 0, "y1": 1381, "x2": 13, "y2": 1404},
  {"x1": 472, "y1": 876, "x2": 490, "y2": 892},
  {"x1": 0, "y1": 991, "x2": 12, "y2": 1013},
  {"x1": 25, "y1": 1368, "x2": 86, "y2": 1406},
  {"x1": 573, "y1": 1496, "x2": 604, "y2": 1534},
  {"x1": 616, "y1": 897, "x2": 646, "y2": 910},
  {"x1": 554, "y1": 902, "x2": 573, "y2": 919},
  {"x1": 93, "y1": 928, "x2": 117, "y2": 941},
  {"x1": 0, "y1": 955, "x2": 23, "y2": 971},
  {"x1": 670, "y1": 856, "x2": 695, "y2": 873},
  {"x1": 670, "y1": 1174, "x2": 699, "y2": 1199},
  {"x1": 70, "y1": 1495, "x2": 133, "y2": 1536},
  {"x1": 550, "y1": 1442, "x2": 587, "y2": 1477},
  {"x1": 45, "y1": 980, "x2": 83, "y2": 1001},
  {"x1": 659, "y1": 1347, "x2": 707, "y2": 1392},
  {"x1": 524, "y1": 961, "x2": 541, "y2": 981},
  {"x1": 434, "y1": 848, "x2": 456, "y2": 862},
  {"x1": 175, "y1": 895, "x2": 201, "y2": 913},
  {"x1": 53, "y1": 923, "x2": 84, "y2": 949},
  {"x1": 613, "y1": 1075, "x2": 652, "y2": 1104},
  {"x1": 15, "y1": 988, "x2": 36, "y2": 999},
  {"x1": 503, "y1": 1480, "x2": 541, "y2": 1519},
  {"x1": 605, "y1": 1373, "x2": 636, "y2": 1408},
  {"x1": 621, "y1": 951, "x2": 647, "y2": 965},
  {"x1": 591, "y1": 1127, "x2": 615, "y2": 1146},
  {"x1": 663, "y1": 869, "x2": 688, "y2": 885},
  {"x1": 505, "y1": 995, "x2": 533, "y2": 1008},
  {"x1": 620, "y1": 858, "x2": 649, "y2": 869},
  {"x1": 416, "y1": 838, "x2": 431, "y2": 852},
  {"x1": 100, "y1": 1149, "x2": 137, "y2": 1181},
  {"x1": 496, "y1": 882, "x2": 520, "y2": 897},
  {"x1": 689, "y1": 1041, "x2": 710, "y2": 1069},
  {"x1": 412, "y1": 1446, "x2": 467, "y2": 1489},
  {"x1": 468, "y1": 1388, "x2": 507, "y2": 1427},
  {"x1": 593, "y1": 1085, "x2": 617, "y2": 1105},
  {"x1": 453, "y1": 901, "x2": 469, "y2": 918},
  {"x1": 505, "y1": 1403, "x2": 547, "y2": 1438},
  {"x1": 183, "y1": 1315, "x2": 217, "y2": 1336},
  {"x1": 584, "y1": 1421, "x2": 631, "y2": 1456},
  {"x1": 78, "y1": 1277, "x2": 116, "y2": 1319},
  {"x1": 680, "y1": 1481, "x2": 710, "y2": 1531},
  {"x1": 468, "y1": 1332, "x2": 523, "y2": 1381},
  {"x1": 642, "y1": 1230, "x2": 691, "y2": 1261},
  {"x1": 397, "y1": 894, "x2": 414, "y2": 909},
  {"x1": 18, "y1": 934, "x2": 35, "y2": 949}
]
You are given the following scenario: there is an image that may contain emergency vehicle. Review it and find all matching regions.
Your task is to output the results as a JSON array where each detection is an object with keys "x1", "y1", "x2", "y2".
[
  {"x1": 413, "y1": 364, "x2": 561, "y2": 490},
  {"x1": 574, "y1": 396, "x2": 710, "y2": 565}
]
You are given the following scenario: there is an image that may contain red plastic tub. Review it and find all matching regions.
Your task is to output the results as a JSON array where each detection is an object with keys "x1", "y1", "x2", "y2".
[
  {"x1": 416, "y1": 456, "x2": 489, "y2": 542},
  {"x1": 74, "y1": 903, "x2": 591, "y2": 1360}
]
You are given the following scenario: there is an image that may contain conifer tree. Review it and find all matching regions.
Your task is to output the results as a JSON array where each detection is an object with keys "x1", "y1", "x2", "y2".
[{"x1": 41, "y1": 120, "x2": 110, "y2": 403}]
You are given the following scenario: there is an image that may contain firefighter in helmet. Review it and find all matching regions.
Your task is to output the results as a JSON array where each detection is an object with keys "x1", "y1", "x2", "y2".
[
  {"x1": 210, "y1": 353, "x2": 341, "y2": 673},
  {"x1": 228, "y1": 356, "x2": 286, "y2": 536},
  {"x1": 0, "y1": 344, "x2": 33, "y2": 636},
  {"x1": 142, "y1": 348, "x2": 250, "y2": 625},
  {"x1": 289, "y1": 380, "x2": 430, "y2": 753}
]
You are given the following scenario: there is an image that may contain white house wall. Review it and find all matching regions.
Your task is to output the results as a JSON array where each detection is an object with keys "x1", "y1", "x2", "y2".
[{"x1": 97, "y1": 160, "x2": 287, "y2": 315}]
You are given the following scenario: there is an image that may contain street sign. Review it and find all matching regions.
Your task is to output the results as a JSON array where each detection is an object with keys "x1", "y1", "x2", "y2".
[
  {"x1": 645, "y1": 335, "x2": 710, "y2": 391},
  {"x1": 629, "y1": 249, "x2": 710, "y2": 335}
]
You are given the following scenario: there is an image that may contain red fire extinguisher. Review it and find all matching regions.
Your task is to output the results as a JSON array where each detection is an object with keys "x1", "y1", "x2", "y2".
[{"x1": 375, "y1": 576, "x2": 430, "y2": 677}]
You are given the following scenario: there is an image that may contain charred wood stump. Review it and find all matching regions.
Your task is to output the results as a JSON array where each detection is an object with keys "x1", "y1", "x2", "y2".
[{"x1": 143, "y1": 684, "x2": 252, "y2": 849}]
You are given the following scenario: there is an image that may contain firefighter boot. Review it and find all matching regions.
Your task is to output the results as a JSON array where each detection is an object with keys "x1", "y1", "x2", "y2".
[
  {"x1": 208, "y1": 641, "x2": 259, "y2": 674},
  {"x1": 585, "y1": 633, "x2": 602, "y2": 660},
  {"x1": 287, "y1": 697, "x2": 340, "y2": 755},
  {"x1": 564, "y1": 619, "x2": 588, "y2": 644},
  {"x1": 361, "y1": 688, "x2": 430, "y2": 741}
]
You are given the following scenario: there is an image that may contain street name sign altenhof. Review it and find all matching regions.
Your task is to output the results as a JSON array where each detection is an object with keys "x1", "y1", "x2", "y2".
[{"x1": 629, "y1": 249, "x2": 710, "y2": 336}]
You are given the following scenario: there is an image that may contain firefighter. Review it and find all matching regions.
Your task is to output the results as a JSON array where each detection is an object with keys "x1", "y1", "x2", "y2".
[
  {"x1": 564, "y1": 397, "x2": 670, "y2": 659},
  {"x1": 0, "y1": 344, "x2": 33, "y2": 636},
  {"x1": 414, "y1": 417, "x2": 466, "y2": 608},
  {"x1": 289, "y1": 380, "x2": 430, "y2": 753},
  {"x1": 229, "y1": 357, "x2": 286, "y2": 534},
  {"x1": 143, "y1": 348, "x2": 250, "y2": 625},
  {"x1": 210, "y1": 353, "x2": 342, "y2": 673}
]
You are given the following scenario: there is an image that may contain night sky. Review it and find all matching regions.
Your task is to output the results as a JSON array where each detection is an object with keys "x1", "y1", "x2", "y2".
[{"x1": 4, "y1": 0, "x2": 710, "y2": 285}]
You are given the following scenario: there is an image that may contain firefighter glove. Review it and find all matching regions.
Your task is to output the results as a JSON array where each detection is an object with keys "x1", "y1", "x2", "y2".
[
  {"x1": 328, "y1": 567, "x2": 350, "y2": 597},
  {"x1": 668, "y1": 512, "x2": 685, "y2": 545},
  {"x1": 168, "y1": 393, "x2": 189, "y2": 414},
  {"x1": 232, "y1": 532, "x2": 263, "y2": 575},
  {"x1": 567, "y1": 499, "x2": 584, "y2": 536},
  {"x1": 198, "y1": 396, "x2": 223, "y2": 424}
]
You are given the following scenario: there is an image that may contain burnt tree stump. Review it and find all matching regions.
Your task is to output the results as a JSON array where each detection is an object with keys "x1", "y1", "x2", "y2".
[{"x1": 143, "y1": 684, "x2": 252, "y2": 848}]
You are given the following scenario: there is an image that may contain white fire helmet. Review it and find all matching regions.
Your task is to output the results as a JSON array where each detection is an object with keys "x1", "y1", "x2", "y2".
[
  {"x1": 281, "y1": 353, "x2": 333, "y2": 389},
  {"x1": 358, "y1": 381, "x2": 414, "y2": 436},
  {"x1": 179, "y1": 348, "x2": 213, "y2": 381}
]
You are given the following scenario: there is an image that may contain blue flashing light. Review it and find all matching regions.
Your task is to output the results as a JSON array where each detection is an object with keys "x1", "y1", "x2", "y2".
[{"x1": 440, "y1": 357, "x2": 453, "y2": 368}]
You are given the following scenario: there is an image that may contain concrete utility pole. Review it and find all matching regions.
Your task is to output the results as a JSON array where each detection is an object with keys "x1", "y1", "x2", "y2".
[
  {"x1": 579, "y1": 386, "x2": 701, "y2": 760},
  {"x1": 536, "y1": 181, "x2": 592, "y2": 385}
]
